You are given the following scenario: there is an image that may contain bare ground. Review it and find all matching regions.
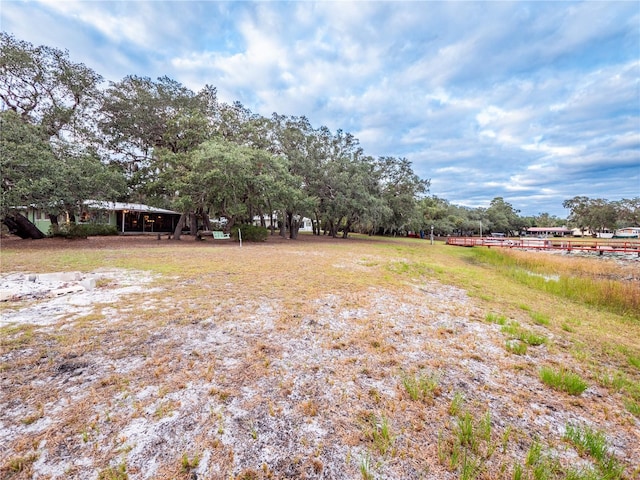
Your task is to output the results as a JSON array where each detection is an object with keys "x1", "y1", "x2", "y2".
[{"x1": 1, "y1": 235, "x2": 638, "y2": 479}]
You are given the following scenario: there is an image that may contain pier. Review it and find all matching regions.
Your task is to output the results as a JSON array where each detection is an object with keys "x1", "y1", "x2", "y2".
[{"x1": 446, "y1": 237, "x2": 640, "y2": 256}]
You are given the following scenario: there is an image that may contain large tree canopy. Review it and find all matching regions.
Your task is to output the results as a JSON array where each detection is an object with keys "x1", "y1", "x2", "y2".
[
  {"x1": 1, "y1": 110, "x2": 126, "y2": 234},
  {"x1": 0, "y1": 32, "x2": 102, "y2": 138},
  {"x1": 99, "y1": 75, "x2": 216, "y2": 181},
  {"x1": 0, "y1": 110, "x2": 59, "y2": 216}
]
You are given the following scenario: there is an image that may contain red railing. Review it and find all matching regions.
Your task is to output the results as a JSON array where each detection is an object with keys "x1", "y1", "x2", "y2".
[{"x1": 446, "y1": 237, "x2": 640, "y2": 254}]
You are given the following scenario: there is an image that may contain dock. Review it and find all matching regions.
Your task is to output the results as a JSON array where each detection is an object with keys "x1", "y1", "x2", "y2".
[{"x1": 446, "y1": 237, "x2": 640, "y2": 256}]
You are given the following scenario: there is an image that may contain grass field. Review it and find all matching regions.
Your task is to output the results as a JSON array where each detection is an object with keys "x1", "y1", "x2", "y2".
[{"x1": 1, "y1": 233, "x2": 639, "y2": 479}]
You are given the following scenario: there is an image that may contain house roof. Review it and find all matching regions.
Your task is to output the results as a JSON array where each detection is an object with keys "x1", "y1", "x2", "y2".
[{"x1": 84, "y1": 201, "x2": 180, "y2": 215}]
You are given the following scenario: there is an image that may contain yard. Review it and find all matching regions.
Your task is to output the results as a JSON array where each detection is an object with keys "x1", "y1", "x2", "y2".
[{"x1": 1, "y1": 234, "x2": 639, "y2": 479}]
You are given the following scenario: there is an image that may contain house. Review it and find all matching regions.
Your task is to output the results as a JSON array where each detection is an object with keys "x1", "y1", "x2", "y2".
[
  {"x1": 614, "y1": 226, "x2": 640, "y2": 238},
  {"x1": 252, "y1": 213, "x2": 314, "y2": 232},
  {"x1": 21, "y1": 201, "x2": 182, "y2": 234},
  {"x1": 83, "y1": 201, "x2": 182, "y2": 234},
  {"x1": 526, "y1": 227, "x2": 572, "y2": 237}
]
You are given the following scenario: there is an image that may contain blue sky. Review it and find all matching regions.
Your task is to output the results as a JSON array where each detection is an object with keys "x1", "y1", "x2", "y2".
[{"x1": 2, "y1": 1, "x2": 639, "y2": 217}]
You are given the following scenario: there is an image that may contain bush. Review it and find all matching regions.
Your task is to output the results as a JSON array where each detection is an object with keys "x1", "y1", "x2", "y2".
[
  {"x1": 231, "y1": 224, "x2": 268, "y2": 242},
  {"x1": 50, "y1": 223, "x2": 119, "y2": 238}
]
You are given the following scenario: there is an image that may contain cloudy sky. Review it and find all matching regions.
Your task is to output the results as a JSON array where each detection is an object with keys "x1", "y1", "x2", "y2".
[{"x1": 2, "y1": 1, "x2": 639, "y2": 217}]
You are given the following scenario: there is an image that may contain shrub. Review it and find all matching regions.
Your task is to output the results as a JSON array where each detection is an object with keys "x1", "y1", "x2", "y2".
[
  {"x1": 231, "y1": 224, "x2": 268, "y2": 242},
  {"x1": 50, "y1": 223, "x2": 119, "y2": 238}
]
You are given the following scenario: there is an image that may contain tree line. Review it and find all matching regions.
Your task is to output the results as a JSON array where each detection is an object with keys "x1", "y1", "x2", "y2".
[{"x1": 1, "y1": 33, "x2": 637, "y2": 239}]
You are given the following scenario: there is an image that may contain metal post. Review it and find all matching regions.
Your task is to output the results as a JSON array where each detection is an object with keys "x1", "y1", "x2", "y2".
[{"x1": 430, "y1": 225, "x2": 434, "y2": 245}]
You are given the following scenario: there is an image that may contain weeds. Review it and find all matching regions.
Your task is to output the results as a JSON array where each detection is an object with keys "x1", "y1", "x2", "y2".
[
  {"x1": 181, "y1": 452, "x2": 200, "y2": 473},
  {"x1": 624, "y1": 399, "x2": 640, "y2": 417},
  {"x1": 436, "y1": 410, "x2": 613, "y2": 480},
  {"x1": 401, "y1": 370, "x2": 441, "y2": 402},
  {"x1": 530, "y1": 311, "x2": 550, "y2": 326},
  {"x1": 505, "y1": 339, "x2": 528, "y2": 355},
  {"x1": 470, "y1": 247, "x2": 640, "y2": 319},
  {"x1": 459, "y1": 450, "x2": 483, "y2": 480},
  {"x1": 566, "y1": 424, "x2": 607, "y2": 461},
  {"x1": 438, "y1": 408, "x2": 495, "y2": 477},
  {"x1": 362, "y1": 414, "x2": 394, "y2": 456},
  {"x1": 524, "y1": 439, "x2": 558, "y2": 480},
  {"x1": 501, "y1": 321, "x2": 547, "y2": 346},
  {"x1": 449, "y1": 391, "x2": 465, "y2": 416},
  {"x1": 485, "y1": 312, "x2": 507, "y2": 325},
  {"x1": 539, "y1": 367, "x2": 588, "y2": 395},
  {"x1": 2, "y1": 453, "x2": 38, "y2": 475},
  {"x1": 359, "y1": 452, "x2": 374, "y2": 480},
  {"x1": 564, "y1": 423, "x2": 625, "y2": 479},
  {"x1": 97, "y1": 462, "x2": 128, "y2": 480},
  {"x1": 456, "y1": 412, "x2": 478, "y2": 452}
]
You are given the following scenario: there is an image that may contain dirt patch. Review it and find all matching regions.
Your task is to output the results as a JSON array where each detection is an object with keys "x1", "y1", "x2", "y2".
[{"x1": 1, "y1": 236, "x2": 638, "y2": 479}]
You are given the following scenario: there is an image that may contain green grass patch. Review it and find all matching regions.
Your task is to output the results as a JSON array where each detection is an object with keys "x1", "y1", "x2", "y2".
[
  {"x1": 628, "y1": 354, "x2": 640, "y2": 370},
  {"x1": 505, "y1": 339, "x2": 528, "y2": 355},
  {"x1": 97, "y1": 462, "x2": 128, "y2": 480},
  {"x1": 469, "y1": 248, "x2": 640, "y2": 320},
  {"x1": 485, "y1": 312, "x2": 507, "y2": 325},
  {"x1": 624, "y1": 399, "x2": 640, "y2": 417},
  {"x1": 501, "y1": 321, "x2": 547, "y2": 346},
  {"x1": 401, "y1": 370, "x2": 441, "y2": 402},
  {"x1": 564, "y1": 423, "x2": 625, "y2": 479},
  {"x1": 362, "y1": 413, "x2": 394, "y2": 456},
  {"x1": 530, "y1": 311, "x2": 550, "y2": 326},
  {"x1": 564, "y1": 424, "x2": 608, "y2": 461},
  {"x1": 539, "y1": 367, "x2": 588, "y2": 395}
]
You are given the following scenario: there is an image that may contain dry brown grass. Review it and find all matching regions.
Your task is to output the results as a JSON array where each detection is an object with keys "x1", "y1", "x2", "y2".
[{"x1": 1, "y1": 234, "x2": 638, "y2": 479}]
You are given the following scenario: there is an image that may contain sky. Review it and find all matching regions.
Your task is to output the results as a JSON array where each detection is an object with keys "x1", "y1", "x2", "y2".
[{"x1": 2, "y1": 1, "x2": 639, "y2": 217}]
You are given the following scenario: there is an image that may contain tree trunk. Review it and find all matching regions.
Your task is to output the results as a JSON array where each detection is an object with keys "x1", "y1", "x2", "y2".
[
  {"x1": 288, "y1": 211, "x2": 299, "y2": 240},
  {"x1": 189, "y1": 213, "x2": 198, "y2": 236},
  {"x1": 3, "y1": 213, "x2": 45, "y2": 239},
  {"x1": 173, "y1": 213, "x2": 187, "y2": 240},
  {"x1": 342, "y1": 219, "x2": 352, "y2": 238},
  {"x1": 279, "y1": 210, "x2": 287, "y2": 238},
  {"x1": 328, "y1": 220, "x2": 337, "y2": 238},
  {"x1": 313, "y1": 211, "x2": 321, "y2": 236},
  {"x1": 202, "y1": 211, "x2": 211, "y2": 231}
]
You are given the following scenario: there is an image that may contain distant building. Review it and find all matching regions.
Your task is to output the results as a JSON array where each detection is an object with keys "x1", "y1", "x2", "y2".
[
  {"x1": 83, "y1": 201, "x2": 182, "y2": 234},
  {"x1": 252, "y1": 213, "x2": 314, "y2": 232},
  {"x1": 526, "y1": 227, "x2": 572, "y2": 237},
  {"x1": 21, "y1": 201, "x2": 182, "y2": 234},
  {"x1": 614, "y1": 226, "x2": 640, "y2": 238}
]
